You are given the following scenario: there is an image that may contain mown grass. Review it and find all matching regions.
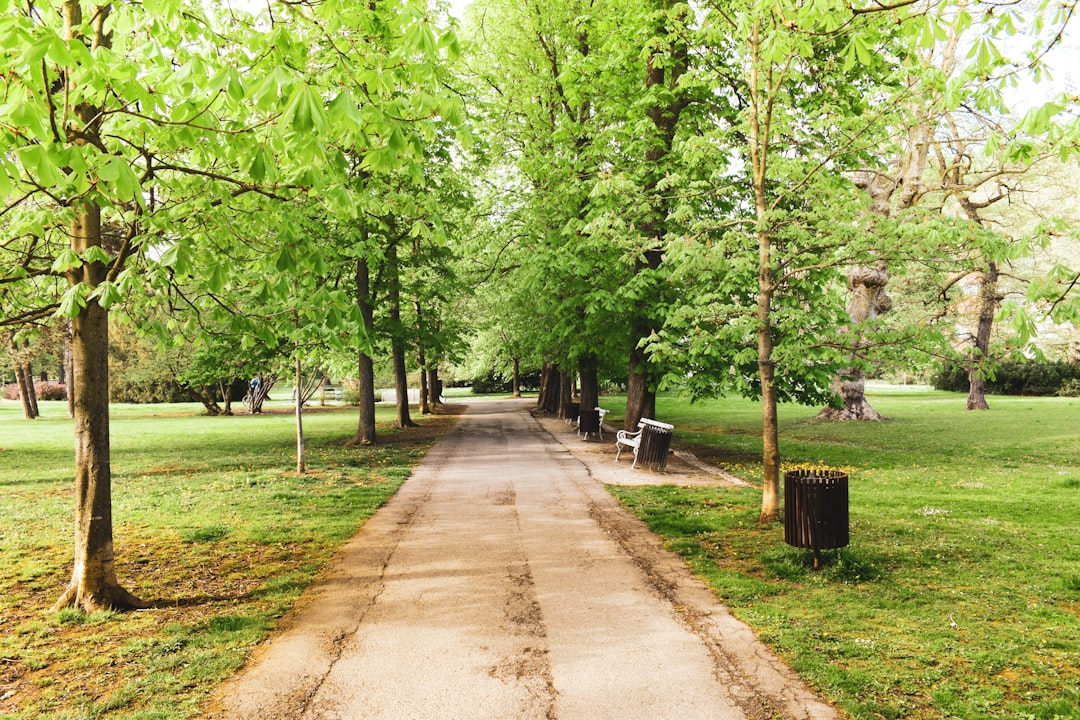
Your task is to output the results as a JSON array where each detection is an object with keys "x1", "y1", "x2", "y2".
[
  {"x1": 604, "y1": 387, "x2": 1079, "y2": 720},
  {"x1": 0, "y1": 398, "x2": 457, "y2": 720}
]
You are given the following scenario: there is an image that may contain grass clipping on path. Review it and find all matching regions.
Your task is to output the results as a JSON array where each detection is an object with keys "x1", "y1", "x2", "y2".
[
  {"x1": 0, "y1": 402, "x2": 458, "y2": 719},
  {"x1": 607, "y1": 390, "x2": 1080, "y2": 720}
]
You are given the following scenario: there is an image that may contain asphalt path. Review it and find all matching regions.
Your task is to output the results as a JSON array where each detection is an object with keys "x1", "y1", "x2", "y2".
[{"x1": 208, "y1": 399, "x2": 839, "y2": 720}]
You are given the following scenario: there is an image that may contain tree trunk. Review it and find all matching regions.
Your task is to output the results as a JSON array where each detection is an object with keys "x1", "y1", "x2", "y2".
[
  {"x1": 295, "y1": 355, "x2": 306, "y2": 474},
  {"x1": 428, "y1": 368, "x2": 440, "y2": 407},
  {"x1": 966, "y1": 262, "x2": 999, "y2": 411},
  {"x1": 220, "y1": 380, "x2": 234, "y2": 416},
  {"x1": 15, "y1": 361, "x2": 37, "y2": 420},
  {"x1": 388, "y1": 247, "x2": 415, "y2": 428},
  {"x1": 511, "y1": 356, "x2": 521, "y2": 398},
  {"x1": 349, "y1": 257, "x2": 377, "y2": 446},
  {"x1": 625, "y1": 3, "x2": 686, "y2": 431},
  {"x1": 578, "y1": 354, "x2": 599, "y2": 412},
  {"x1": 537, "y1": 362, "x2": 559, "y2": 414},
  {"x1": 757, "y1": 235, "x2": 781, "y2": 525},
  {"x1": 414, "y1": 299, "x2": 430, "y2": 415},
  {"x1": 52, "y1": 1, "x2": 142, "y2": 612},
  {"x1": 24, "y1": 361, "x2": 40, "y2": 417},
  {"x1": 626, "y1": 345, "x2": 656, "y2": 429},
  {"x1": 65, "y1": 335, "x2": 75, "y2": 419},
  {"x1": 817, "y1": 265, "x2": 890, "y2": 421},
  {"x1": 558, "y1": 368, "x2": 574, "y2": 420},
  {"x1": 53, "y1": 200, "x2": 143, "y2": 612},
  {"x1": 199, "y1": 386, "x2": 222, "y2": 416}
]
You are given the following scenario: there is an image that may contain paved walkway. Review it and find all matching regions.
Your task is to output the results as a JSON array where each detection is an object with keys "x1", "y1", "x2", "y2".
[{"x1": 207, "y1": 400, "x2": 838, "y2": 720}]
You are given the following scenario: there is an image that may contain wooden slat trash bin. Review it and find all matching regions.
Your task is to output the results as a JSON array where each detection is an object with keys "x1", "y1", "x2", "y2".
[
  {"x1": 636, "y1": 419, "x2": 674, "y2": 470},
  {"x1": 784, "y1": 469, "x2": 849, "y2": 569}
]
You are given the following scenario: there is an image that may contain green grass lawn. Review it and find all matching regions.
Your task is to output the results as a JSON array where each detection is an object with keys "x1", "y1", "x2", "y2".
[
  {"x1": 0, "y1": 398, "x2": 456, "y2": 720},
  {"x1": 603, "y1": 387, "x2": 1079, "y2": 720}
]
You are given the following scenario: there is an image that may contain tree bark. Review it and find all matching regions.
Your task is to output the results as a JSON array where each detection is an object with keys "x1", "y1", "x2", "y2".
[
  {"x1": 295, "y1": 354, "x2": 305, "y2": 474},
  {"x1": 966, "y1": 262, "x2": 999, "y2": 411},
  {"x1": 427, "y1": 368, "x2": 440, "y2": 407},
  {"x1": 511, "y1": 356, "x2": 521, "y2": 398},
  {"x1": 558, "y1": 368, "x2": 574, "y2": 420},
  {"x1": 757, "y1": 232, "x2": 781, "y2": 525},
  {"x1": 65, "y1": 333, "x2": 75, "y2": 419},
  {"x1": 348, "y1": 257, "x2": 377, "y2": 446},
  {"x1": 388, "y1": 245, "x2": 415, "y2": 428},
  {"x1": 578, "y1": 354, "x2": 599, "y2": 412},
  {"x1": 537, "y1": 362, "x2": 560, "y2": 414},
  {"x1": 15, "y1": 360, "x2": 37, "y2": 420},
  {"x1": 52, "y1": 1, "x2": 142, "y2": 612},
  {"x1": 625, "y1": 1, "x2": 687, "y2": 432},
  {"x1": 53, "y1": 200, "x2": 143, "y2": 612},
  {"x1": 818, "y1": 266, "x2": 890, "y2": 421}
]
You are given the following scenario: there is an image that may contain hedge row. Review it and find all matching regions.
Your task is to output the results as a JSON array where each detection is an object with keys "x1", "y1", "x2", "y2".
[{"x1": 931, "y1": 360, "x2": 1080, "y2": 396}]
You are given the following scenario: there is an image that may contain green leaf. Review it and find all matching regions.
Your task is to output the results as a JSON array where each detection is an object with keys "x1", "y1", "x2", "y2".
[
  {"x1": 51, "y1": 248, "x2": 82, "y2": 273},
  {"x1": 82, "y1": 246, "x2": 112, "y2": 265},
  {"x1": 90, "y1": 281, "x2": 123, "y2": 308},
  {"x1": 58, "y1": 283, "x2": 90, "y2": 318}
]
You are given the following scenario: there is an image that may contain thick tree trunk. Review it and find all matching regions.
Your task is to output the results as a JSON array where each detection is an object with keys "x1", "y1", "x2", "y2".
[
  {"x1": 199, "y1": 386, "x2": 222, "y2": 416},
  {"x1": 966, "y1": 262, "x2": 999, "y2": 411},
  {"x1": 511, "y1": 357, "x2": 521, "y2": 398},
  {"x1": 53, "y1": 201, "x2": 143, "y2": 613},
  {"x1": 536, "y1": 362, "x2": 560, "y2": 414},
  {"x1": 817, "y1": 265, "x2": 890, "y2": 421},
  {"x1": 626, "y1": 345, "x2": 656, "y2": 429},
  {"x1": 578, "y1": 354, "x2": 599, "y2": 412},
  {"x1": 348, "y1": 257, "x2": 377, "y2": 446}
]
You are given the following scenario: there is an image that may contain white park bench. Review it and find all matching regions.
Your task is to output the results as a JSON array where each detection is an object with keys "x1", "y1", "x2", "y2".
[
  {"x1": 615, "y1": 418, "x2": 675, "y2": 469},
  {"x1": 578, "y1": 406, "x2": 608, "y2": 439}
]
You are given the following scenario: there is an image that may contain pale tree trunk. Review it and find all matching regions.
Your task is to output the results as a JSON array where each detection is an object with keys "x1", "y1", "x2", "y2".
[
  {"x1": 818, "y1": 265, "x2": 891, "y2": 421},
  {"x1": 64, "y1": 332, "x2": 75, "y2": 418},
  {"x1": 747, "y1": 20, "x2": 783, "y2": 524},
  {"x1": 966, "y1": 262, "x2": 999, "y2": 410},
  {"x1": 756, "y1": 235, "x2": 781, "y2": 524},
  {"x1": 295, "y1": 354, "x2": 306, "y2": 473},
  {"x1": 348, "y1": 257, "x2": 377, "y2": 446}
]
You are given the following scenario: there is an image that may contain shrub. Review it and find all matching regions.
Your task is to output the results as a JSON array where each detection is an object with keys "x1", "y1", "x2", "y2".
[
  {"x1": 34, "y1": 381, "x2": 67, "y2": 401},
  {"x1": 1, "y1": 383, "x2": 17, "y2": 401}
]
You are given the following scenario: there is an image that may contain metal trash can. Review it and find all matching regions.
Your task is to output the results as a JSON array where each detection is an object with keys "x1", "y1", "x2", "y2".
[
  {"x1": 636, "y1": 419, "x2": 674, "y2": 470},
  {"x1": 578, "y1": 408, "x2": 600, "y2": 437},
  {"x1": 784, "y1": 469, "x2": 849, "y2": 568}
]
